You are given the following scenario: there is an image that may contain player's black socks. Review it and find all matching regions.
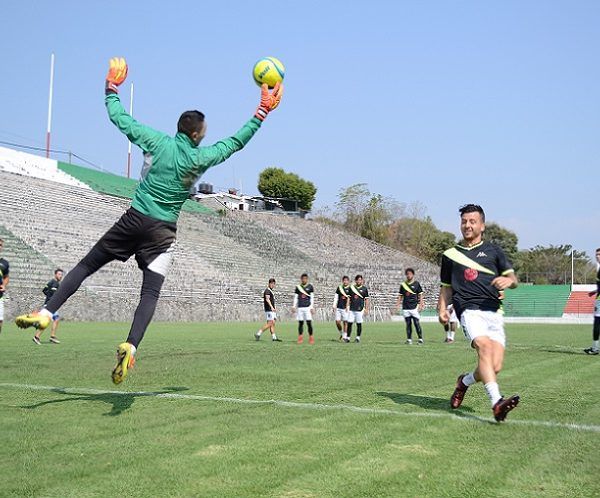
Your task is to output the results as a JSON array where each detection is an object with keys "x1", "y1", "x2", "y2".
[
  {"x1": 356, "y1": 323, "x2": 362, "y2": 337},
  {"x1": 347, "y1": 323, "x2": 353, "y2": 338},
  {"x1": 298, "y1": 322, "x2": 304, "y2": 335},
  {"x1": 444, "y1": 323, "x2": 450, "y2": 332},
  {"x1": 126, "y1": 268, "x2": 165, "y2": 348},
  {"x1": 594, "y1": 317, "x2": 600, "y2": 341},
  {"x1": 307, "y1": 320, "x2": 313, "y2": 335},
  {"x1": 414, "y1": 318, "x2": 423, "y2": 339},
  {"x1": 405, "y1": 318, "x2": 413, "y2": 339},
  {"x1": 45, "y1": 245, "x2": 115, "y2": 313}
]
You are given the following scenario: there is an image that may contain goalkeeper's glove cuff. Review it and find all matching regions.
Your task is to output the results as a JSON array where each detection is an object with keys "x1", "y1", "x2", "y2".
[
  {"x1": 105, "y1": 81, "x2": 119, "y2": 94},
  {"x1": 254, "y1": 106, "x2": 269, "y2": 122}
]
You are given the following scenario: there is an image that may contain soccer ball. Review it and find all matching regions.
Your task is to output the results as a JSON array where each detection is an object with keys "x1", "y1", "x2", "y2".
[{"x1": 253, "y1": 57, "x2": 285, "y2": 88}]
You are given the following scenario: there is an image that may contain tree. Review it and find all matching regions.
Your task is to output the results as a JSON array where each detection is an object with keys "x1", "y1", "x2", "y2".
[
  {"x1": 484, "y1": 222, "x2": 519, "y2": 269},
  {"x1": 258, "y1": 167, "x2": 317, "y2": 211},
  {"x1": 518, "y1": 244, "x2": 595, "y2": 285},
  {"x1": 389, "y1": 217, "x2": 455, "y2": 264}
]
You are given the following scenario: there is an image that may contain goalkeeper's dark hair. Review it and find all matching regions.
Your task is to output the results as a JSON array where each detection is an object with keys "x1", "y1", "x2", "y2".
[
  {"x1": 177, "y1": 110, "x2": 205, "y2": 138},
  {"x1": 459, "y1": 204, "x2": 485, "y2": 222},
  {"x1": 268, "y1": 278, "x2": 276, "y2": 284}
]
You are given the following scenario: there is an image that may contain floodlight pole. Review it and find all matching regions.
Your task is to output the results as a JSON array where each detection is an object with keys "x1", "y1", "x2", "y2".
[
  {"x1": 46, "y1": 53, "x2": 55, "y2": 158},
  {"x1": 127, "y1": 82, "x2": 134, "y2": 178}
]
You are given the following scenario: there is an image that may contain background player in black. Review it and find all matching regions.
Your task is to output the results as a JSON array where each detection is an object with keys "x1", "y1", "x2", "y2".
[
  {"x1": 395, "y1": 268, "x2": 425, "y2": 344},
  {"x1": 439, "y1": 204, "x2": 519, "y2": 422},
  {"x1": 292, "y1": 273, "x2": 315, "y2": 344},
  {"x1": 255, "y1": 278, "x2": 281, "y2": 342},
  {"x1": 346, "y1": 275, "x2": 369, "y2": 343},
  {"x1": 0, "y1": 239, "x2": 9, "y2": 335},
  {"x1": 333, "y1": 276, "x2": 350, "y2": 341},
  {"x1": 33, "y1": 269, "x2": 64, "y2": 345},
  {"x1": 584, "y1": 248, "x2": 600, "y2": 355}
]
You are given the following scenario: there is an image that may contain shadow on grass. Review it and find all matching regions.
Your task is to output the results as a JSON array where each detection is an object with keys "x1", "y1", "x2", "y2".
[
  {"x1": 21, "y1": 386, "x2": 189, "y2": 417},
  {"x1": 376, "y1": 391, "x2": 475, "y2": 414},
  {"x1": 541, "y1": 348, "x2": 586, "y2": 356}
]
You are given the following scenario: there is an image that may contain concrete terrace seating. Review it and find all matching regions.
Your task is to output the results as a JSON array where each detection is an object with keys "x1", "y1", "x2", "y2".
[{"x1": 1, "y1": 169, "x2": 438, "y2": 321}]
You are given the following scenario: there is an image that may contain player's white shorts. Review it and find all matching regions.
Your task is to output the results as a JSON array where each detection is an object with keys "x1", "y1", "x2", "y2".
[
  {"x1": 594, "y1": 300, "x2": 600, "y2": 318},
  {"x1": 403, "y1": 309, "x2": 420, "y2": 320},
  {"x1": 448, "y1": 308, "x2": 459, "y2": 324},
  {"x1": 265, "y1": 311, "x2": 277, "y2": 322},
  {"x1": 347, "y1": 310, "x2": 364, "y2": 324},
  {"x1": 460, "y1": 309, "x2": 506, "y2": 348},
  {"x1": 296, "y1": 307, "x2": 312, "y2": 322},
  {"x1": 335, "y1": 309, "x2": 348, "y2": 322},
  {"x1": 0, "y1": 298, "x2": 4, "y2": 321}
]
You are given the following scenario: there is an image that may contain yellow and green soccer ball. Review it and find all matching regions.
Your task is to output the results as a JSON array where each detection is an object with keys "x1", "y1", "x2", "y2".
[{"x1": 253, "y1": 57, "x2": 285, "y2": 88}]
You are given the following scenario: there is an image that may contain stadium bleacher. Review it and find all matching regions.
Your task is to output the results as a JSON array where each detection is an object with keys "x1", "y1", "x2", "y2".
[{"x1": 501, "y1": 285, "x2": 571, "y2": 317}]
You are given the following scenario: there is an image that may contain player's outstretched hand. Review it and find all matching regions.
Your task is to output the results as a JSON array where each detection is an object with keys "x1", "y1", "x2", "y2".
[
  {"x1": 438, "y1": 308, "x2": 449, "y2": 325},
  {"x1": 255, "y1": 82, "x2": 284, "y2": 121},
  {"x1": 106, "y1": 57, "x2": 128, "y2": 94}
]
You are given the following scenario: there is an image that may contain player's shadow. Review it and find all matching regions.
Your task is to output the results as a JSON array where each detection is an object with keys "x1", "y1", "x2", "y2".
[
  {"x1": 21, "y1": 386, "x2": 189, "y2": 417},
  {"x1": 376, "y1": 391, "x2": 475, "y2": 414}
]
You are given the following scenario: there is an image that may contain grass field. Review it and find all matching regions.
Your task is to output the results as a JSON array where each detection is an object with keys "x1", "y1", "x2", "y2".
[{"x1": 0, "y1": 321, "x2": 598, "y2": 497}]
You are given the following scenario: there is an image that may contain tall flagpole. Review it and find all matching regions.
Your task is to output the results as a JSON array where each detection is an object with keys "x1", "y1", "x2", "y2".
[
  {"x1": 46, "y1": 53, "x2": 55, "y2": 158},
  {"x1": 127, "y1": 82, "x2": 134, "y2": 178}
]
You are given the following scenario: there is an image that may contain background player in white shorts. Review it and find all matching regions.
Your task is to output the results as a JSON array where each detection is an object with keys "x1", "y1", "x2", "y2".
[
  {"x1": 346, "y1": 275, "x2": 369, "y2": 343},
  {"x1": 439, "y1": 204, "x2": 520, "y2": 422},
  {"x1": 443, "y1": 303, "x2": 459, "y2": 343},
  {"x1": 584, "y1": 248, "x2": 600, "y2": 355},
  {"x1": 255, "y1": 278, "x2": 280, "y2": 342},
  {"x1": 0, "y1": 239, "x2": 9, "y2": 335},
  {"x1": 333, "y1": 276, "x2": 351, "y2": 341},
  {"x1": 292, "y1": 273, "x2": 315, "y2": 344},
  {"x1": 395, "y1": 268, "x2": 425, "y2": 344}
]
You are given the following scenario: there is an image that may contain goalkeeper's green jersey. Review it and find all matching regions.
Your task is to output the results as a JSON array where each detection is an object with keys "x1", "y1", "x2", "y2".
[{"x1": 105, "y1": 93, "x2": 261, "y2": 223}]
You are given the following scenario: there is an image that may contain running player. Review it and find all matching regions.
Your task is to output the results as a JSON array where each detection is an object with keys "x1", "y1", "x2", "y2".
[
  {"x1": 443, "y1": 303, "x2": 459, "y2": 343},
  {"x1": 15, "y1": 57, "x2": 283, "y2": 383},
  {"x1": 395, "y1": 268, "x2": 425, "y2": 344},
  {"x1": 583, "y1": 247, "x2": 600, "y2": 355},
  {"x1": 292, "y1": 273, "x2": 315, "y2": 344},
  {"x1": 333, "y1": 276, "x2": 350, "y2": 341},
  {"x1": 0, "y1": 239, "x2": 9, "y2": 335},
  {"x1": 439, "y1": 204, "x2": 520, "y2": 422},
  {"x1": 346, "y1": 275, "x2": 369, "y2": 343},
  {"x1": 33, "y1": 269, "x2": 64, "y2": 345},
  {"x1": 255, "y1": 278, "x2": 281, "y2": 342}
]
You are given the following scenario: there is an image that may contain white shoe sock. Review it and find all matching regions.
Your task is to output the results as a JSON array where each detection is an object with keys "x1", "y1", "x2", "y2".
[
  {"x1": 256, "y1": 330, "x2": 262, "y2": 336},
  {"x1": 129, "y1": 344, "x2": 137, "y2": 356},
  {"x1": 40, "y1": 308, "x2": 53, "y2": 318},
  {"x1": 484, "y1": 382, "x2": 502, "y2": 406},
  {"x1": 462, "y1": 372, "x2": 476, "y2": 386},
  {"x1": 449, "y1": 332, "x2": 455, "y2": 340},
  {"x1": 593, "y1": 340, "x2": 599, "y2": 350}
]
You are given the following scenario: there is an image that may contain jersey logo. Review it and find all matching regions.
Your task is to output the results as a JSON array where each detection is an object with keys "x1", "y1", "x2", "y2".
[
  {"x1": 476, "y1": 251, "x2": 487, "y2": 258},
  {"x1": 464, "y1": 268, "x2": 479, "y2": 281}
]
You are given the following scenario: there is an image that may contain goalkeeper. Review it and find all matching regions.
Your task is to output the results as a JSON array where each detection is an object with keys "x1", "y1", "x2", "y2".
[{"x1": 16, "y1": 57, "x2": 283, "y2": 384}]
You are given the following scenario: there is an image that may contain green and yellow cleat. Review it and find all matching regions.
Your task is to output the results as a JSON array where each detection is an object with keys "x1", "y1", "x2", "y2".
[
  {"x1": 111, "y1": 342, "x2": 136, "y2": 385},
  {"x1": 15, "y1": 312, "x2": 51, "y2": 331}
]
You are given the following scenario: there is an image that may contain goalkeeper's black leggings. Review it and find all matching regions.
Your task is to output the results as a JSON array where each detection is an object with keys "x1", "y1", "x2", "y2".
[
  {"x1": 298, "y1": 320, "x2": 313, "y2": 335},
  {"x1": 405, "y1": 316, "x2": 422, "y2": 339},
  {"x1": 44, "y1": 245, "x2": 165, "y2": 349},
  {"x1": 594, "y1": 317, "x2": 600, "y2": 341},
  {"x1": 347, "y1": 322, "x2": 363, "y2": 338}
]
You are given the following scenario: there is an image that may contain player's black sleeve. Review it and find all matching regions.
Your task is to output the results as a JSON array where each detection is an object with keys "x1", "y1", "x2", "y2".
[
  {"x1": 364, "y1": 287, "x2": 369, "y2": 298},
  {"x1": 495, "y1": 246, "x2": 514, "y2": 275},
  {"x1": 43, "y1": 280, "x2": 52, "y2": 296},
  {"x1": 440, "y1": 254, "x2": 452, "y2": 286},
  {"x1": 416, "y1": 282, "x2": 423, "y2": 294}
]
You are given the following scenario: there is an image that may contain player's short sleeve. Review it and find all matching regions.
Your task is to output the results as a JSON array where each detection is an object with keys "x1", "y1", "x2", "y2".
[
  {"x1": 416, "y1": 282, "x2": 423, "y2": 294},
  {"x1": 495, "y1": 246, "x2": 514, "y2": 276},
  {"x1": 398, "y1": 286, "x2": 404, "y2": 296},
  {"x1": 308, "y1": 285, "x2": 315, "y2": 294},
  {"x1": 440, "y1": 254, "x2": 453, "y2": 286},
  {"x1": 364, "y1": 287, "x2": 369, "y2": 298}
]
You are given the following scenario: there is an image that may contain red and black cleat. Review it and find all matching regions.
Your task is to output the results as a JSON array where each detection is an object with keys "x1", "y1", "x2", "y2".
[
  {"x1": 493, "y1": 395, "x2": 520, "y2": 422},
  {"x1": 450, "y1": 374, "x2": 469, "y2": 409}
]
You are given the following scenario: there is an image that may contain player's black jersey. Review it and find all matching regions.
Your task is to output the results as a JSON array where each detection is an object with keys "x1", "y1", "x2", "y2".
[
  {"x1": 349, "y1": 284, "x2": 369, "y2": 311},
  {"x1": 440, "y1": 241, "x2": 513, "y2": 318},
  {"x1": 335, "y1": 285, "x2": 351, "y2": 309},
  {"x1": 295, "y1": 283, "x2": 314, "y2": 308},
  {"x1": 263, "y1": 288, "x2": 275, "y2": 311},
  {"x1": 0, "y1": 258, "x2": 9, "y2": 299},
  {"x1": 43, "y1": 278, "x2": 60, "y2": 304},
  {"x1": 596, "y1": 266, "x2": 600, "y2": 299},
  {"x1": 399, "y1": 280, "x2": 423, "y2": 310}
]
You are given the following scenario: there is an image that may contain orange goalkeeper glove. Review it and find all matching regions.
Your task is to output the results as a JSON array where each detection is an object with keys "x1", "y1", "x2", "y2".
[
  {"x1": 105, "y1": 57, "x2": 128, "y2": 94},
  {"x1": 254, "y1": 82, "x2": 284, "y2": 121}
]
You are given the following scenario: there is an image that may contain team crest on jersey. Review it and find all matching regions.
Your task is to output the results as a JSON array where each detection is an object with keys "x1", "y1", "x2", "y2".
[{"x1": 464, "y1": 268, "x2": 478, "y2": 281}]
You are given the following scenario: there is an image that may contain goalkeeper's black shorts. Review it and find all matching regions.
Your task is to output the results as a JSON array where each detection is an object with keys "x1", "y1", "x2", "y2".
[{"x1": 94, "y1": 207, "x2": 176, "y2": 275}]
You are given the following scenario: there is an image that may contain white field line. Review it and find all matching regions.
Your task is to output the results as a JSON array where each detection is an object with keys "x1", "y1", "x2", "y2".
[{"x1": 1, "y1": 382, "x2": 599, "y2": 434}]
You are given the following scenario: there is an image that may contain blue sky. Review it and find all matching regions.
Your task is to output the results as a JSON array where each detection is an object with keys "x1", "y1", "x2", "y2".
[{"x1": 1, "y1": 1, "x2": 599, "y2": 256}]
